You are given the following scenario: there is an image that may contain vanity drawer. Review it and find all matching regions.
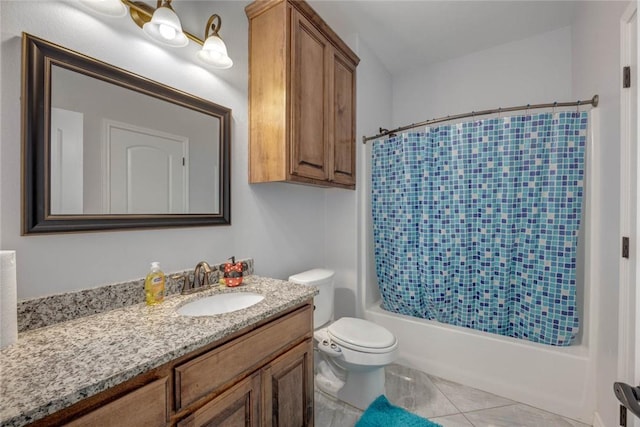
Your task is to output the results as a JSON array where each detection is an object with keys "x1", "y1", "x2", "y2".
[
  {"x1": 65, "y1": 377, "x2": 169, "y2": 427},
  {"x1": 174, "y1": 305, "x2": 312, "y2": 410}
]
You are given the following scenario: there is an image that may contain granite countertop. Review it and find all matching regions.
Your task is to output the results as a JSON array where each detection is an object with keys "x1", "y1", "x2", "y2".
[{"x1": 0, "y1": 276, "x2": 317, "y2": 427}]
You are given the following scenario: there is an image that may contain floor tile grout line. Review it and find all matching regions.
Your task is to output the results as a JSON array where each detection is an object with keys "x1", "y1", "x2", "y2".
[
  {"x1": 459, "y1": 402, "x2": 520, "y2": 416},
  {"x1": 510, "y1": 401, "x2": 592, "y2": 426},
  {"x1": 426, "y1": 372, "x2": 524, "y2": 416},
  {"x1": 427, "y1": 372, "x2": 582, "y2": 423},
  {"x1": 458, "y1": 402, "x2": 592, "y2": 427},
  {"x1": 460, "y1": 411, "x2": 478, "y2": 426},
  {"x1": 426, "y1": 372, "x2": 467, "y2": 418}
]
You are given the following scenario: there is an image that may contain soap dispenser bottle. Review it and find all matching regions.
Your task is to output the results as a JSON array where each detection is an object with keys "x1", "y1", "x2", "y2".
[{"x1": 145, "y1": 262, "x2": 165, "y2": 305}]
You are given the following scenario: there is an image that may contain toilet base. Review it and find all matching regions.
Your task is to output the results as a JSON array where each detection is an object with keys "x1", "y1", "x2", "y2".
[
  {"x1": 316, "y1": 363, "x2": 386, "y2": 411},
  {"x1": 315, "y1": 359, "x2": 345, "y2": 395}
]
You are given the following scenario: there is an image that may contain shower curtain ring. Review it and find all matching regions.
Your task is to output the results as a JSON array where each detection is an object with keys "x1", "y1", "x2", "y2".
[
  {"x1": 576, "y1": 100, "x2": 581, "y2": 113},
  {"x1": 553, "y1": 102, "x2": 557, "y2": 115}
]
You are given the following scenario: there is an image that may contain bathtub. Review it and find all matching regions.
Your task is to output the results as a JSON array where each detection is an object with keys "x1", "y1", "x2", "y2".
[
  {"x1": 360, "y1": 203, "x2": 596, "y2": 423},
  {"x1": 365, "y1": 302, "x2": 595, "y2": 423},
  {"x1": 357, "y1": 111, "x2": 598, "y2": 424}
]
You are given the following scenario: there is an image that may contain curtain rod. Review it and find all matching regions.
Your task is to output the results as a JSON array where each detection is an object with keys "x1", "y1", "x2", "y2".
[{"x1": 362, "y1": 94, "x2": 599, "y2": 144}]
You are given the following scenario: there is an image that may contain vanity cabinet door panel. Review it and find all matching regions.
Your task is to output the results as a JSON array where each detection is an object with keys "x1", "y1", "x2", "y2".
[
  {"x1": 177, "y1": 373, "x2": 260, "y2": 427},
  {"x1": 290, "y1": 8, "x2": 330, "y2": 182},
  {"x1": 330, "y1": 49, "x2": 356, "y2": 186},
  {"x1": 262, "y1": 339, "x2": 314, "y2": 427},
  {"x1": 65, "y1": 377, "x2": 168, "y2": 427}
]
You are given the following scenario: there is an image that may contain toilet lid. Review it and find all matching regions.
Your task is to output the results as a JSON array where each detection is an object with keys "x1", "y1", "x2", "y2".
[{"x1": 327, "y1": 318, "x2": 396, "y2": 351}]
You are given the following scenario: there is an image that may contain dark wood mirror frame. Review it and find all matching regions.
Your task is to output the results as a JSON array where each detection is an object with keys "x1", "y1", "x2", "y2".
[{"x1": 21, "y1": 33, "x2": 231, "y2": 234}]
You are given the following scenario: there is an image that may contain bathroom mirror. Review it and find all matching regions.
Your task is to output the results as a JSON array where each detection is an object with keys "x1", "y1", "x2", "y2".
[{"x1": 22, "y1": 33, "x2": 231, "y2": 234}]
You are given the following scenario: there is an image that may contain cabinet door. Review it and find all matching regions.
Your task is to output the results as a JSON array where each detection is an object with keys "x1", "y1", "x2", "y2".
[
  {"x1": 330, "y1": 49, "x2": 357, "y2": 187},
  {"x1": 177, "y1": 373, "x2": 260, "y2": 427},
  {"x1": 262, "y1": 339, "x2": 314, "y2": 427},
  {"x1": 290, "y1": 8, "x2": 330, "y2": 182}
]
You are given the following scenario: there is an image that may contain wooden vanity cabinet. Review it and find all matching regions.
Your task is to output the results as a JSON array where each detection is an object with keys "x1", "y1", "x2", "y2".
[
  {"x1": 175, "y1": 302, "x2": 314, "y2": 426},
  {"x1": 35, "y1": 303, "x2": 314, "y2": 427},
  {"x1": 246, "y1": 0, "x2": 359, "y2": 190}
]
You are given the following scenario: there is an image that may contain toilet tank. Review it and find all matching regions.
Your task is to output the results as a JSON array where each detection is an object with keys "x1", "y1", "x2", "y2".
[{"x1": 288, "y1": 269, "x2": 335, "y2": 328}]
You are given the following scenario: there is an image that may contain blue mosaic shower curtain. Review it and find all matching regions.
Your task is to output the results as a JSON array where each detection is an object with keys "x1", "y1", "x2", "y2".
[{"x1": 372, "y1": 111, "x2": 588, "y2": 346}]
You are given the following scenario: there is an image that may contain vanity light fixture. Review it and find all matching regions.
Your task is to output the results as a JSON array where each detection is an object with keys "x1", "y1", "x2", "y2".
[
  {"x1": 142, "y1": 0, "x2": 188, "y2": 47},
  {"x1": 197, "y1": 14, "x2": 233, "y2": 69},
  {"x1": 80, "y1": 0, "x2": 233, "y2": 68},
  {"x1": 79, "y1": 0, "x2": 127, "y2": 17}
]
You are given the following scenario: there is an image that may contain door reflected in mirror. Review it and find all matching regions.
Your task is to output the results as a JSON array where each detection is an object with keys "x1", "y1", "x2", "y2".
[
  {"x1": 22, "y1": 33, "x2": 231, "y2": 234},
  {"x1": 50, "y1": 65, "x2": 220, "y2": 215}
]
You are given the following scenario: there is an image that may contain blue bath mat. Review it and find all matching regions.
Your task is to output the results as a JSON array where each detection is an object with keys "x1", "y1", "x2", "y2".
[{"x1": 355, "y1": 395, "x2": 442, "y2": 427}]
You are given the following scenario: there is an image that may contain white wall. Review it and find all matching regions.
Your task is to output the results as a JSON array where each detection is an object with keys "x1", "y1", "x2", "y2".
[
  {"x1": 0, "y1": 0, "x2": 329, "y2": 299},
  {"x1": 571, "y1": 2, "x2": 631, "y2": 426},
  {"x1": 323, "y1": 35, "x2": 393, "y2": 320},
  {"x1": 391, "y1": 26, "x2": 573, "y2": 127}
]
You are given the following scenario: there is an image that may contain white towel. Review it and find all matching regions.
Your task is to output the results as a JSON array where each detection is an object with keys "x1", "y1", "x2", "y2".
[{"x1": 1, "y1": 250, "x2": 18, "y2": 349}]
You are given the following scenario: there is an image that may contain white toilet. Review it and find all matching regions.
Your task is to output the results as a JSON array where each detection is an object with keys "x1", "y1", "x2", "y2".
[{"x1": 288, "y1": 268, "x2": 398, "y2": 410}]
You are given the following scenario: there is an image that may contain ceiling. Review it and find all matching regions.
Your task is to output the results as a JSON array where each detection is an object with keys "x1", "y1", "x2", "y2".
[
  {"x1": 307, "y1": 1, "x2": 581, "y2": 75},
  {"x1": 135, "y1": 0, "x2": 581, "y2": 77}
]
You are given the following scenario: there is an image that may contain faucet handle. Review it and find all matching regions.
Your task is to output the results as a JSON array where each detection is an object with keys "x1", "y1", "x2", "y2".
[
  {"x1": 172, "y1": 273, "x2": 194, "y2": 295},
  {"x1": 206, "y1": 267, "x2": 219, "y2": 286}
]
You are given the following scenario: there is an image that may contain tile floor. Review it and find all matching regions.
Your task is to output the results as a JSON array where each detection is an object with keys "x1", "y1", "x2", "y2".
[{"x1": 315, "y1": 363, "x2": 590, "y2": 427}]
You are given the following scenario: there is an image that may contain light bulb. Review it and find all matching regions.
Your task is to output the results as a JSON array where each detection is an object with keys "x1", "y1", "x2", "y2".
[
  {"x1": 142, "y1": 5, "x2": 188, "y2": 47},
  {"x1": 158, "y1": 23, "x2": 176, "y2": 40},
  {"x1": 197, "y1": 34, "x2": 233, "y2": 69}
]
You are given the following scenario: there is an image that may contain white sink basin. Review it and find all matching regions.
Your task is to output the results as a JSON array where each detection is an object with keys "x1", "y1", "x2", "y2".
[{"x1": 177, "y1": 292, "x2": 265, "y2": 317}]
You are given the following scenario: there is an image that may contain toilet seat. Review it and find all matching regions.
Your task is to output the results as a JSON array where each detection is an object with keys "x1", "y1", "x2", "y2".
[
  {"x1": 315, "y1": 325, "x2": 398, "y2": 368},
  {"x1": 327, "y1": 317, "x2": 397, "y2": 354}
]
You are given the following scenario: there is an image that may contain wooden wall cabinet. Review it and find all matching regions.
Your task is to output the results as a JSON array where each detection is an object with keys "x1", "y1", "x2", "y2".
[
  {"x1": 246, "y1": 0, "x2": 360, "y2": 190},
  {"x1": 36, "y1": 304, "x2": 314, "y2": 427}
]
